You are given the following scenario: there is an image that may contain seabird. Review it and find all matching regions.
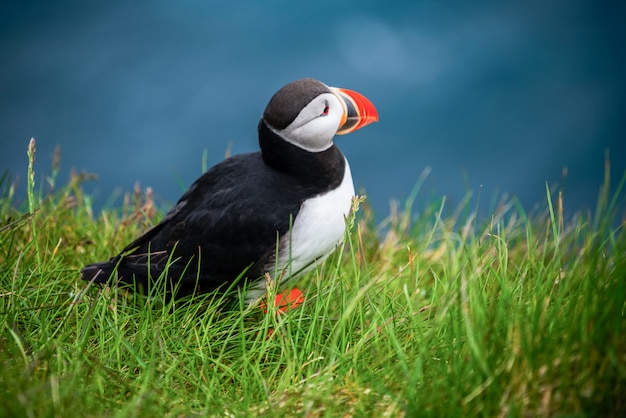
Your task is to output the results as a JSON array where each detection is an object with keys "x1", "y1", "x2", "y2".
[{"x1": 80, "y1": 78, "x2": 378, "y2": 305}]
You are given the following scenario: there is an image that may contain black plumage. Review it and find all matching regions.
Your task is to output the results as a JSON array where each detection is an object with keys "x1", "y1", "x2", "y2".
[
  {"x1": 81, "y1": 118, "x2": 345, "y2": 298},
  {"x1": 80, "y1": 78, "x2": 377, "y2": 301}
]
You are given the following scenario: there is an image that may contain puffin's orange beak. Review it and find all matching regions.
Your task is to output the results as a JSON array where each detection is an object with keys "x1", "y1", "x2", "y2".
[{"x1": 331, "y1": 87, "x2": 379, "y2": 135}]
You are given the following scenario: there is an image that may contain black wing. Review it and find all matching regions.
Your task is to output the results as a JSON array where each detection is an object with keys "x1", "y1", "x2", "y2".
[{"x1": 81, "y1": 152, "x2": 316, "y2": 296}]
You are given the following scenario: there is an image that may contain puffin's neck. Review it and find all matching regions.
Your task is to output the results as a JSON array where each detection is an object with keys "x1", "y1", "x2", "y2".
[{"x1": 258, "y1": 119, "x2": 346, "y2": 190}]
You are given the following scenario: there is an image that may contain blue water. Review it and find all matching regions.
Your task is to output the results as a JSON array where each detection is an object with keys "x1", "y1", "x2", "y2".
[{"x1": 2, "y1": 0, "x2": 625, "y2": 219}]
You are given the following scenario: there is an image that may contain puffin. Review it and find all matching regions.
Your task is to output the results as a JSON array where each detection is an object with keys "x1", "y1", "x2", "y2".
[{"x1": 80, "y1": 78, "x2": 378, "y2": 305}]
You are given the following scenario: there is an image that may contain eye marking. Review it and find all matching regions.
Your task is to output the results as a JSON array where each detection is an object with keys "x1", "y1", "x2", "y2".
[{"x1": 321, "y1": 100, "x2": 330, "y2": 116}]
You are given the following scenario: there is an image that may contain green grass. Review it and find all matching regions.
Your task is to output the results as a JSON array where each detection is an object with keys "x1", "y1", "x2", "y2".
[{"x1": 1, "y1": 141, "x2": 625, "y2": 417}]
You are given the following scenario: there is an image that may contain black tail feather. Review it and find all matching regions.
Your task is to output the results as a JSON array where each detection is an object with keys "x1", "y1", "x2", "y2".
[{"x1": 80, "y1": 262, "x2": 114, "y2": 284}]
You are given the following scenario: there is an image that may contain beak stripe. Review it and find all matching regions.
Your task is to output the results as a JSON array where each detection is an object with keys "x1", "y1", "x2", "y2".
[
  {"x1": 332, "y1": 87, "x2": 379, "y2": 135},
  {"x1": 339, "y1": 93, "x2": 360, "y2": 133}
]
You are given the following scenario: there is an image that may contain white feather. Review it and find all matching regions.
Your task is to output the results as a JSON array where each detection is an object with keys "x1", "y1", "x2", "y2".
[
  {"x1": 273, "y1": 92, "x2": 344, "y2": 152},
  {"x1": 245, "y1": 160, "x2": 355, "y2": 303}
]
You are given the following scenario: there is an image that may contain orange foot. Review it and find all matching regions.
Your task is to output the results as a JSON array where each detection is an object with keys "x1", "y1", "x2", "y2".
[{"x1": 261, "y1": 288, "x2": 305, "y2": 314}]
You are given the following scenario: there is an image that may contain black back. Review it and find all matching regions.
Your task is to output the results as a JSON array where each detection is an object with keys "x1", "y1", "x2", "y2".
[{"x1": 81, "y1": 119, "x2": 346, "y2": 298}]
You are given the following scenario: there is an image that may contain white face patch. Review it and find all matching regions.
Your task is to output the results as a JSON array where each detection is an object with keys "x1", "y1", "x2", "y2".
[{"x1": 274, "y1": 92, "x2": 344, "y2": 152}]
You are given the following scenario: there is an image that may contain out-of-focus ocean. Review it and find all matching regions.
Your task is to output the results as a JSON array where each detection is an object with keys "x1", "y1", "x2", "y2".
[{"x1": 2, "y1": 0, "x2": 625, "y2": 219}]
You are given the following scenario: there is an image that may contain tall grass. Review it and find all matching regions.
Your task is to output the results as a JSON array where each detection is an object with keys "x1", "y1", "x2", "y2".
[{"x1": 1, "y1": 141, "x2": 624, "y2": 417}]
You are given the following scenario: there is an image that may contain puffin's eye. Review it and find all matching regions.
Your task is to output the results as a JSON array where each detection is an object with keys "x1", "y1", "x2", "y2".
[{"x1": 321, "y1": 100, "x2": 330, "y2": 116}]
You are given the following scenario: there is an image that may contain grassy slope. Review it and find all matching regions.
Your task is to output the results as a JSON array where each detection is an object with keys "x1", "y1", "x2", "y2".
[{"x1": 1, "y1": 145, "x2": 625, "y2": 417}]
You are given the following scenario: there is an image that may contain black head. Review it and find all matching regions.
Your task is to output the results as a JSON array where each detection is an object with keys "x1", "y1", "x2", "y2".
[
  {"x1": 261, "y1": 78, "x2": 379, "y2": 153},
  {"x1": 263, "y1": 78, "x2": 331, "y2": 130}
]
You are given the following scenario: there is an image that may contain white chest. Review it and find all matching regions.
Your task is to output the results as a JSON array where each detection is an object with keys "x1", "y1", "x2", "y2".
[
  {"x1": 246, "y1": 160, "x2": 355, "y2": 303},
  {"x1": 280, "y1": 160, "x2": 355, "y2": 272}
]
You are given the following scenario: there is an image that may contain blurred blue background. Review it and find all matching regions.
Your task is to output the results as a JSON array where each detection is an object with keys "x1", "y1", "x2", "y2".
[{"x1": 2, "y1": 0, "x2": 625, "y2": 219}]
